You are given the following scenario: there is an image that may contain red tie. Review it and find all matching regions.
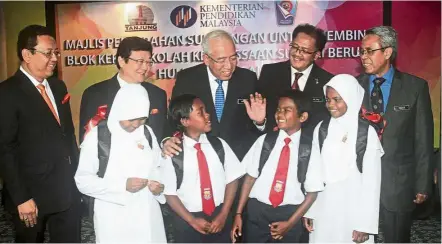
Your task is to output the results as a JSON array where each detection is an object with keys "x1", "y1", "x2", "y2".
[
  {"x1": 291, "y1": 72, "x2": 303, "y2": 90},
  {"x1": 269, "y1": 138, "x2": 291, "y2": 208},
  {"x1": 195, "y1": 143, "x2": 216, "y2": 215}
]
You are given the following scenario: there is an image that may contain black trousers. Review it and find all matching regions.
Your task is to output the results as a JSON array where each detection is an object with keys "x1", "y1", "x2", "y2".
[
  {"x1": 380, "y1": 204, "x2": 413, "y2": 243},
  {"x1": 11, "y1": 201, "x2": 81, "y2": 243},
  {"x1": 244, "y1": 198, "x2": 303, "y2": 243},
  {"x1": 171, "y1": 204, "x2": 232, "y2": 243}
]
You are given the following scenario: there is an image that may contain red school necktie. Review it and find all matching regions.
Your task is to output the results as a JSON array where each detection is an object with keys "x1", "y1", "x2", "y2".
[
  {"x1": 194, "y1": 143, "x2": 216, "y2": 215},
  {"x1": 269, "y1": 138, "x2": 291, "y2": 208}
]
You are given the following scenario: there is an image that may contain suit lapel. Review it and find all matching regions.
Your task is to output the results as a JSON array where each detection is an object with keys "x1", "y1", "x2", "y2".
[
  {"x1": 304, "y1": 64, "x2": 323, "y2": 93},
  {"x1": 106, "y1": 75, "x2": 121, "y2": 114},
  {"x1": 221, "y1": 71, "x2": 240, "y2": 127},
  {"x1": 384, "y1": 70, "x2": 403, "y2": 120},
  {"x1": 196, "y1": 67, "x2": 218, "y2": 130},
  {"x1": 360, "y1": 74, "x2": 371, "y2": 111},
  {"x1": 17, "y1": 71, "x2": 60, "y2": 128},
  {"x1": 281, "y1": 60, "x2": 292, "y2": 89}
]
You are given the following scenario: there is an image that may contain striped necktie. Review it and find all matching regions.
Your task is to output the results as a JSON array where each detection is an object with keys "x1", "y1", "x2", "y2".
[{"x1": 214, "y1": 79, "x2": 224, "y2": 121}]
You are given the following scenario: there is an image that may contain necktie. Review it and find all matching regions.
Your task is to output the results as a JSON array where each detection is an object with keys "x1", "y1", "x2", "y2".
[
  {"x1": 371, "y1": 78, "x2": 386, "y2": 114},
  {"x1": 194, "y1": 143, "x2": 216, "y2": 216},
  {"x1": 37, "y1": 84, "x2": 60, "y2": 124},
  {"x1": 269, "y1": 137, "x2": 291, "y2": 208},
  {"x1": 214, "y1": 79, "x2": 224, "y2": 121},
  {"x1": 291, "y1": 72, "x2": 303, "y2": 90}
]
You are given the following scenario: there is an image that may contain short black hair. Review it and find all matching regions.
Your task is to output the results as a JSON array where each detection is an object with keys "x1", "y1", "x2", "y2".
[
  {"x1": 17, "y1": 25, "x2": 53, "y2": 61},
  {"x1": 116, "y1": 36, "x2": 153, "y2": 69},
  {"x1": 168, "y1": 94, "x2": 199, "y2": 132},
  {"x1": 292, "y1": 23, "x2": 327, "y2": 52},
  {"x1": 277, "y1": 89, "x2": 311, "y2": 119}
]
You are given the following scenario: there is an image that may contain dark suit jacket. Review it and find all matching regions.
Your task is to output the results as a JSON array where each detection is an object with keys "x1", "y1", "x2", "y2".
[
  {"x1": 358, "y1": 70, "x2": 434, "y2": 211},
  {"x1": 0, "y1": 70, "x2": 80, "y2": 214},
  {"x1": 258, "y1": 61, "x2": 333, "y2": 131},
  {"x1": 79, "y1": 74, "x2": 167, "y2": 143},
  {"x1": 170, "y1": 64, "x2": 259, "y2": 160}
]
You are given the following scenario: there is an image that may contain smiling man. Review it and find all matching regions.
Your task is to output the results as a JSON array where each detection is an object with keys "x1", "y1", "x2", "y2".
[
  {"x1": 0, "y1": 25, "x2": 81, "y2": 242},
  {"x1": 357, "y1": 26, "x2": 434, "y2": 243},
  {"x1": 79, "y1": 37, "x2": 167, "y2": 143},
  {"x1": 163, "y1": 29, "x2": 264, "y2": 161},
  {"x1": 258, "y1": 24, "x2": 334, "y2": 133}
]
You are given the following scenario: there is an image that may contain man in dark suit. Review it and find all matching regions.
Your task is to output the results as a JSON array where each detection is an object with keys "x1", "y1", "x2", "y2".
[
  {"x1": 79, "y1": 37, "x2": 167, "y2": 143},
  {"x1": 258, "y1": 24, "x2": 333, "y2": 131},
  {"x1": 0, "y1": 25, "x2": 81, "y2": 242},
  {"x1": 358, "y1": 26, "x2": 434, "y2": 243},
  {"x1": 162, "y1": 29, "x2": 265, "y2": 161}
]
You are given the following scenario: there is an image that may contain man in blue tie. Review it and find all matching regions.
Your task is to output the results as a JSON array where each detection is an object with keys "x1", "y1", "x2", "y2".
[
  {"x1": 163, "y1": 29, "x2": 266, "y2": 161},
  {"x1": 357, "y1": 26, "x2": 434, "y2": 243}
]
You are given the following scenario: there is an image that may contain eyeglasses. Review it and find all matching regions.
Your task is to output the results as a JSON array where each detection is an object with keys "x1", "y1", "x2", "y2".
[
  {"x1": 360, "y1": 46, "x2": 390, "y2": 56},
  {"x1": 205, "y1": 53, "x2": 238, "y2": 64},
  {"x1": 289, "y1": 43, "x2": 317, "y2": 55},
  {"x1": 29, "y1": 48, "x2": 60, "y2": 58},
  {"x1": 128, "y1": 57, "x2": 154, "y2": 67}
]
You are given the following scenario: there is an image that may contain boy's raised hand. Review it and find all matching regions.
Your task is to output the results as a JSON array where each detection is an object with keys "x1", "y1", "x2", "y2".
[
  {"x1": 190, "y1": 217, "x2": 211, "y2": 235},
  {"x1": 269, "y1": 220, "x2": 294, "y2": 240},
  {"x1": 231, "y1": 214, "x2": 243, "y2": 243},
  {"x1": 244, "y1": 92, "x2": 266, "y2": 124}
]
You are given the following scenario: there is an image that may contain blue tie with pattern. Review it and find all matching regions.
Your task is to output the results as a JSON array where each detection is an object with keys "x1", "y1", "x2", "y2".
[{"x1": 215, "y1": 79, "x2": 224, "y2": 121}]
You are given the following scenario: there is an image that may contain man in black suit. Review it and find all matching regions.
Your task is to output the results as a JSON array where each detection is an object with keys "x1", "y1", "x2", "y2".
[
  {"x1": 258, "y1": 24, "x2": 333, "y2": 131},
  {"x1": 0, "y1": 25, "x2": 81, "y2": 242},
  {"x1": 358, "y1": 26, "x2": 434, "y2": 243},
  {"x1": 79, "y1": 37, "x2": 167, "y2": 143},
  {"x1": 162, "y1": 29, "x2": 265, "y2": 161}
]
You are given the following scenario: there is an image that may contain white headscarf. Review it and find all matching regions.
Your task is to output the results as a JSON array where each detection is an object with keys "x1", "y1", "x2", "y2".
[
  {"x1": 107, "y1": 84, "x2": 155, "y2": 179},
  {"x1": 321, "y1": 74, "x2": 365, "y2": 184}
]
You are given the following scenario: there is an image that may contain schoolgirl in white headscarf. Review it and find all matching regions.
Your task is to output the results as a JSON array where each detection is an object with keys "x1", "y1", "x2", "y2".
[
  {"x1": 304, "y1": 74, "x2": 383, "y2": 243},
  {"x1": 75, "y1": 84, "x2": 167, "y2": 243}
]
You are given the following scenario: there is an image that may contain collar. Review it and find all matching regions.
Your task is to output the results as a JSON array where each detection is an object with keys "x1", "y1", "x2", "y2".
[
  {"x1": 183, "y1": 133, "x2": 209, "y2": 148},
  {"x1": 278, "y1": 128, "x2": 301, "y2": 145},
  {"x1": 117, "y1": 73, "x2": 130, "y2": 88},
  {"x1": 20, "y1": 66, "x2": 49, "y2": 88},
  {"x1": 291, "y1": 63, "x2": 314, "y2": 78},
  {"x1": 369, "y1": 65, "x2": 395, "y2": 84},
  {"x1": 206, "y1": 66, "x2": 229, "y2": 83}
]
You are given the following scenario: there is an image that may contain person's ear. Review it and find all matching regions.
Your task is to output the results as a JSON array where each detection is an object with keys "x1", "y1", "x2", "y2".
[
  {"x1": 300, "y1": 112, "x2": 309, "y2": 123},
  {"x1": 117, "y1": 56, "x2": 127, "y2": 69},
  {"x1": 313, "y1": 51, "x2": 321, "y2": 61},
  {"x1": 21, "y1": 49, "x2": 33, "y2": 63},
  {"x1": 180, "y1": 118, "x2": 189, "y2": 128},
  {"x1": 384, "y1": 47, "x2": 393, "y2": 60}
]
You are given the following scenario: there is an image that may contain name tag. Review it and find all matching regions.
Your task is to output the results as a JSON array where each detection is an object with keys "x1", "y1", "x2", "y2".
[
  {"x1": 237, "y1": 99, "x2": 245, "y2": 104},
  {"x1": 394, "y1": 105, "x2": 410, "y2": 111},
  {"x1": 312, "y1": 97, "x2": 324, "y2": 103}
]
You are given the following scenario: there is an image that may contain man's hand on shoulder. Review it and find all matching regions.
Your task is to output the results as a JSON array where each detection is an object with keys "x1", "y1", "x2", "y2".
[{"x1": 161, "y1": 137, "x2": 183, "y2": 158}]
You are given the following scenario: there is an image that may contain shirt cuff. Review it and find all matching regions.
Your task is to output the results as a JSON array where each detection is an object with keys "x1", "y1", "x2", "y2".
[
  {"x1": 253, "y1": 118, "x2": 267, "y2": 131},
  {"x1": 160, "y1": 137, "x2": 171, "y2": 149}
]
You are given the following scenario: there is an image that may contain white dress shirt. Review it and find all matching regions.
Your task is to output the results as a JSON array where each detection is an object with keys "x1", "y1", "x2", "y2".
[
  {"x1": 20, "y1": 66, "x2": 59, "y2": 117},
  {"x1": 162, "y1": 133, "x2": 245, "y2": 212},
  {"x1": 242, "y1": 129, "x2": 324, "y2": 206},
  {"x1": 291, "y1": 63, "x2": 314, "y2": 91}
]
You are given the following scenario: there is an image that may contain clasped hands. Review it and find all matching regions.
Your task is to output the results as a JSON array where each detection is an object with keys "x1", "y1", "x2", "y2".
[
  {"x1": 126, "y1": 177, "x2": 164, "y2": 195},
  {"x1": 189, "y1": 212, "x2": 228, "y2": 235}
]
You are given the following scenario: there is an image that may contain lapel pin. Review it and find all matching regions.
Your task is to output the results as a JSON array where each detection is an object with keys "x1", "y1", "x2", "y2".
[{"x1": 315, "y1": 78, "x2": 319, "y2": 85}]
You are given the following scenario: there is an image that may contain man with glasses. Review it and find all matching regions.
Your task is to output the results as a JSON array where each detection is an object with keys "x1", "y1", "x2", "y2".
[
  {"x1": 162, "y1": 29, "x2": 265, "y2": 161},
  {"x1": 79, "y1": 36, "x2": 167, "y2": 143},
  {"x1": 357, "y1": 26, "x2": 433, "y2": 243},
  {"x1": 258, "y1": 24, "x2": 333, "y2": 133},
  {"x1": 0, "y1": 25, "x2": 81, "y2": 242}
]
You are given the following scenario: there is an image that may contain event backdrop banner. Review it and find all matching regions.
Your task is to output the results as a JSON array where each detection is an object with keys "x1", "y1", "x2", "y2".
[{"x1": 55, "y1": 1, "x2": 384, "y2": 139}]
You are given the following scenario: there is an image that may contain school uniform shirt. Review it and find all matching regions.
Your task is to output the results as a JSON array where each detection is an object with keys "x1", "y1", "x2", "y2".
[
  {"x1": 243, "y1": 129, "x2": 324, "y2": 206},
  {"x1": 162, "y1": 133, "x2": 245, "y2": 213}
]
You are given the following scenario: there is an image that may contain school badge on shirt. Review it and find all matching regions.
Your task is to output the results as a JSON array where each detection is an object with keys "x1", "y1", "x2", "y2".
[
  {"x1": 274, "y1": 180, "x2": 284, "y2": 193},
  {"x1": 203, "y1": 188, "x2": 212, "y2": 200}
]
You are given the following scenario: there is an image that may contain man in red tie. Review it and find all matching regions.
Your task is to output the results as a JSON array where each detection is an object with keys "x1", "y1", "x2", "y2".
[
  {"x1": 161, "y1": 94, "x2": 245, "y2": 243},
  {"x1": 231, "y1": 90, "x2": 324, "y2": 243}
]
